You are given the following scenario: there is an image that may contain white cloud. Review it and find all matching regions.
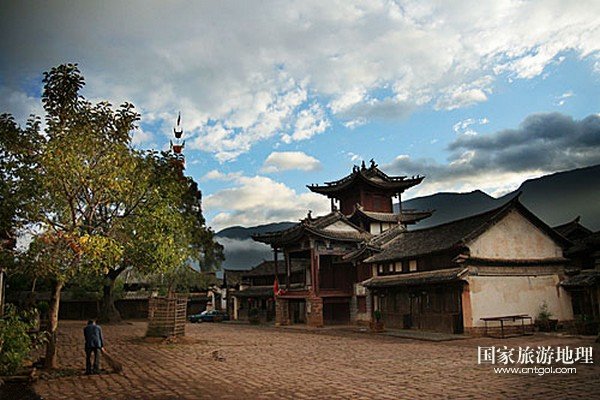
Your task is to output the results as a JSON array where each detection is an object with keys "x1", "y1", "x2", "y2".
[
  {"x1": 204, "y1": 174, "x2": 329, "y2": 231},
  {"x1": 343, "y1": 118, "x2": 367, "y2": 129},
  {"x1": 346, "y1": 152, "x2": 362, "y2": 162},
  {"x1": 281, "y1": 103, "x2": 329, "y2": 143},
  {"x1": 2, "y1": 1, "x2": 600, "y2": 160},
  {"x1": 201, "y1": 169, "x2": 243, "y2": 181},
  {"x1": 555, "y1": 90, "x2": 575, "y2": 106},
  {"x1": 261, "y1": 151, "x2": 322, "y2": 173},
  {"x1": 452, "y1": 117, "x2": 490, "y2": 136},
  {"x1": 131, "y1": 127, "x2": 154, "y2": 146},
  {"x1": 0, "y1": 85, "x2": 43, "y2": 126},
  {"x1": 435, "y1": 77, "x2": 493, "y2": 111}
]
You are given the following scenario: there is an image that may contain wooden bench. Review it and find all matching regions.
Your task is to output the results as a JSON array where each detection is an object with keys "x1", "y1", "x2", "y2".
[{"x1": 480, "y1": 314, "x2": 534, "y2": 338}]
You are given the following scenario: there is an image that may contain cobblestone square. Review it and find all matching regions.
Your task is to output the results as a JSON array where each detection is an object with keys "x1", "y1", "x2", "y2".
[{"x1": 32, "y1": 321, "x2": 600, "y2": 400}]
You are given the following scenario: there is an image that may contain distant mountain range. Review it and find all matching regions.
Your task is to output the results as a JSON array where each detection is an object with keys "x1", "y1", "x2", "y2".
[
  {"x1": 216, "y1": 164, "x2": 600, "y2": 269},
  {"x1": 217, "y1": 222, "x2": 297, "y2": 240},
  {"x1": 401, "y1": 164, "x2": 600, "y2": 230}
]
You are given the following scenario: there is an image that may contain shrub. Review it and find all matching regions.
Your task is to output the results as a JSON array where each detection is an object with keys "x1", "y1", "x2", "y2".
[
  {"x1": 0, "y1": 305, "x2": 46, "y2": 375},
  {"x1": 537, "y1": 301, "x2": 552, "y2": 322},
  {"x1": 373, "y1": 310, "x2": 382, "y2": 322}
]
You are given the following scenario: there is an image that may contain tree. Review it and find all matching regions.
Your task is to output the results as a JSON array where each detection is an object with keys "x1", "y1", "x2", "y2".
[
  {"x1": 96, "y1": 151, "x2": 224, "y2": 322},
  {"x1": 0, "y1": 114, "x2": 43, "y2": 316},
  {"x1": 2, "y1": 64, "x2": 223, "y2": 368}
]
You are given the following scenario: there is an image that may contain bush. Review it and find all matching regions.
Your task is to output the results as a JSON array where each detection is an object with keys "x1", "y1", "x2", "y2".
[
  {"x1": 0, "y1": 304, "x2": 46, "y2": 376},
  {"x1": 373, "y1": 310, "x2": 382, "y2": 322}
]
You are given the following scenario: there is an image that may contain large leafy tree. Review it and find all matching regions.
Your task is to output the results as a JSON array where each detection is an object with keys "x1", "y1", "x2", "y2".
[
  {"x1": 0, "y1": 114, "x2": 42, "y2": 285},
  {"x1": 4, "y1": 64, "x2": 223, "y2": 368}
]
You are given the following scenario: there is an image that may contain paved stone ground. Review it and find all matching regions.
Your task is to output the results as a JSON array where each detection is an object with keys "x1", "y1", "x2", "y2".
[{"x1": 30, "y1": 321, "x2": 600, "y2": 400}]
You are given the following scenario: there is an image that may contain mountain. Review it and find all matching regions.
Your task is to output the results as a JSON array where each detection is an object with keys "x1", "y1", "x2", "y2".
[
  {"x1": 402, "y1": 164, "x2": 600, "y2": 230},
  {"x1": 217, "y1": 222, "x2": 296, "y2": 240},
  {"x1": 399, "y1": 190, "x2": 498, "y2": 228},
  {"x1": 216, "y1": 222, "x2": 296, "y2": 270},
  {"x1": 498, "y1": 165, "x2": 600, "y2": 230},
  {"x1": 215, "y1": 164, "x2": 600, "y2": 270}
]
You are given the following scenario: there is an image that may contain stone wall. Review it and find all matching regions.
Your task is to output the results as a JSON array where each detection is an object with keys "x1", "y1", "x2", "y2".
[
  {"x1": 306, "y1": 296, "x2": 323, "y2": 327},
  {"x1": 275, "y1": 298, "x2": 290, "y2": 326}
]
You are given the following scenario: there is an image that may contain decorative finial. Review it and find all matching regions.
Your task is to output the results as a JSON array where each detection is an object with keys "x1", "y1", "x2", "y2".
[{"x1": 173, "y1": 112, "x2": 183, "y2": 139}]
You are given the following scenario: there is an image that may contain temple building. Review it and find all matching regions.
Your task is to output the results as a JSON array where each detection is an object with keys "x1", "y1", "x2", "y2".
[
  {"x1": 307, "y1": 160, "x2": 432, "y2": 234},
  {"x1": 254, "y1": 161, "x2": 431, "y2": 326},
  {"x1": 253, "y1": 161, "x2": 583, "y2": 334}
]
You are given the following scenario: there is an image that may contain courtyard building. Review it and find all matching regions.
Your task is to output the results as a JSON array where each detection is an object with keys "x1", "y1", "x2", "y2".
[{"x1": 253, "y1": 161, "x2": 580, "y2": 334}]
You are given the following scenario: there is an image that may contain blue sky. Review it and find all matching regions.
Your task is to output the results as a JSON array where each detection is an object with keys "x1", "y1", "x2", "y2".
[{"x1": 1, "y1": 1, "x2": 599, "y2": 232}]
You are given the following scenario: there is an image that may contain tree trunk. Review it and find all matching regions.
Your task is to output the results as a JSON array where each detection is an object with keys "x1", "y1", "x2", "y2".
[
  {"x1": 99, "y1": 273, "x2": 122, "y2": 323},
  {"x1": 44, "y1": 280, "x2": 63, "y2": 369}
]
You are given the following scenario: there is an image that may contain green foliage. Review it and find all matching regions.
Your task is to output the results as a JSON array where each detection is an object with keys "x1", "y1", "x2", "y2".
[
  {"x1": 0, "y1": 113, "x2": 43, "y2": 268},
  {"x1": 374, "y1": 309, "x2": 382, "y2": 322},
  {"x1": 3, "y1": 63, "x2": 224, "y2": 325},
  {"x1": 0, "y1": 305, "x2": 46, "y2": 375},
  {"x1": 537, "y1": 301, "x2": 552, "y2": 322},
  {"x1": 36, "y1": 301, "x2": 50, "y2": 316}
]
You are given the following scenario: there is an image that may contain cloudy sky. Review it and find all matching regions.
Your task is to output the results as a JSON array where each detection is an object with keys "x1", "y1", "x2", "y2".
[{"x1": 2, "y1": 0, "x2": 600, "y2": 232}]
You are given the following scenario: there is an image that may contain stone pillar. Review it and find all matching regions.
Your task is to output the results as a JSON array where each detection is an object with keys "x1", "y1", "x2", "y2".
[
  {"x1": 306, "y1": 295, "x2": 324, "y2": 327},
  {"x1": 350, "y1": 295, "x2": 358, "y2": 323},
  {"x1": 461, "y1": 283, "x2": 472, "y2": 332},
  {"x1": 365, "y1": 288, "x2": 373, "y2": 322},
  {"x1": 275, "y1": 298, "x2": 290, "y2": 326}
]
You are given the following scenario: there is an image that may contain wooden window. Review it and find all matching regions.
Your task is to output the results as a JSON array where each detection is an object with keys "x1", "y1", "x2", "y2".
[
  {"x1": 402, "y1": 260, "x2": 409, "y2": 273},
  {"x1": 409, "y1": 260, "x2": 417, "y2": 272}
]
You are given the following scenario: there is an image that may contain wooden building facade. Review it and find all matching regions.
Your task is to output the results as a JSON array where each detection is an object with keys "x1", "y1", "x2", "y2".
[
  {"x1": 254, "y1": 161, "x2": 431, "y2": 327},
  {"x1": 363, "y1": 197, "x2": 574, "y2": 334}
]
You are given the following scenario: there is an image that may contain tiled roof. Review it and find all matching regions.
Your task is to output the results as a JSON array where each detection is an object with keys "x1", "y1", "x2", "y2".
[
  {"x1": 349, "y1": 205, "x2": 433, "y2": 224},
  {"x1": 363, "y1": 267, "x2": 468, "y2": 288},
  {"x1": 561, "y1": 270, "x2": 600, "y2": 288},
  {"x1": 365, "y1": 195, "x2": 570, "y2": 263},
  {"x1": 566, "y1": 231, "x2": 600, "y2": 255},
  {"x1": 241, "y1": 260, "x2": 308, "y2": 277},
  {"x1": 253, "y1": 211, "x2": 370, "y2": 246},
  {"x1": 553, "y1": 216, "x2": 593, "y2": 241},
  {"x1": 307, "y1": 163, "x2": 423, "y2": 195}
]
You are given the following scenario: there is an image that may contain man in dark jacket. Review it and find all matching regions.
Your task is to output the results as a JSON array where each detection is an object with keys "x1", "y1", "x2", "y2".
[{"x1": 83, "y1": 320, "x2": 104, "y2": 374}]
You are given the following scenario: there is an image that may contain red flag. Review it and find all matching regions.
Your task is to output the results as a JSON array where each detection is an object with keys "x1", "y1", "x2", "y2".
[{"x1": 273, "y1": 277, "x2": 279, "y2": 298}]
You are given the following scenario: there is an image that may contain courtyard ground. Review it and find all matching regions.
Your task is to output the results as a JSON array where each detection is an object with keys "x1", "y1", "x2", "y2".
[{"x1": 28, "y1": 321, "x2": 600, "y2": 399}]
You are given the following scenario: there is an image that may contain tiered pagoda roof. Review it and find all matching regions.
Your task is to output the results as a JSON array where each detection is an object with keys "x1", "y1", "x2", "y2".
[{"x1": 307, "y1": 161, "x2": 423, "y2": 196}]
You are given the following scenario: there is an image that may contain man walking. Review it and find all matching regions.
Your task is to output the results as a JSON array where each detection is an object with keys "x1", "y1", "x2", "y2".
[{"x1": 83, "y1": 319, "x2": 104, "y2": 374}]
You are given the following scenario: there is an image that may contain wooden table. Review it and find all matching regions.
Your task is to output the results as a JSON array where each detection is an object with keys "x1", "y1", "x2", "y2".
[{"x1": 480, "y1": 314, "x2": 534, "y2": 338}]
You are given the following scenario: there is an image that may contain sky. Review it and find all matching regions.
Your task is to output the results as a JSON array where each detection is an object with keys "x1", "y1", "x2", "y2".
[{"x1": 2, "y1": 0, "x2": 600, "y2": 233}]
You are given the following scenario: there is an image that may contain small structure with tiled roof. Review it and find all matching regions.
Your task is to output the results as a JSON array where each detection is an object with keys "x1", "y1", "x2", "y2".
[{"x1": 225, "y1": 260, "x2": 308, "y2": 322}]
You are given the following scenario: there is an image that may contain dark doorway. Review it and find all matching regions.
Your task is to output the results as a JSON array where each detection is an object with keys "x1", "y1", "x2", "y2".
[{"x1": 323, "y1": 298, "x2": 350, "y2": 324}]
